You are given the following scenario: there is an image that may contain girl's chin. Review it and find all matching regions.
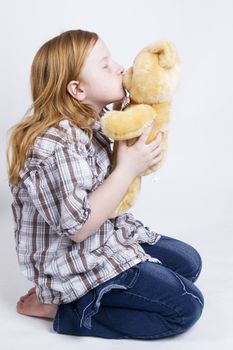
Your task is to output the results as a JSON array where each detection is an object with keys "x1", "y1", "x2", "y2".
[
  {"x1": 104, "y1": 90, "x2": 127, "y2": 106},
  {"x1": 118, "y1": 88, "x2": 127, "y2": 100}
]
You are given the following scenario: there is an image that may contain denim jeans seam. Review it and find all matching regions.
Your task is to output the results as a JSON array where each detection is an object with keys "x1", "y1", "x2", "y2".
[
  {"x1": 73, "y1": 308, "x2": 82, "y2": 326},
  {"x1": 184, "y1": 253, "x2": 202, "y2": 282},
  {"x1": 79, "y1": 291, "x2": 97, "y2": 327},
  {"x1": 122, "y1": 290, "x2": 185, "y2": 323},
  {"x1": 192, "y1": 268, "x2": 201, "y2": 281},
  {"x1": 186, "y1": 266, "x2": 201, "y2": 282},
  {"x1": 125, "y1": 268, "x2": 140, "y2": 288},
  {"x1": 78, "y1": 268, "x2": 140, "y2": 329},
  {"x1": 82, "y1": 283, "x2": 131, "y2": 329},
  {"x1": 83, "y1": 309, "x2": 98, "y2": 324},
  {"x1": 172, "y1": 272, "x2": 204, "y2": 307}
]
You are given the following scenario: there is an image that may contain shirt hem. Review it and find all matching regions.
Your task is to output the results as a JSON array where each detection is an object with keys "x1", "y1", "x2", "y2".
[{"x1": 38, "y1": 254, "x2": 158, "y2": 305}]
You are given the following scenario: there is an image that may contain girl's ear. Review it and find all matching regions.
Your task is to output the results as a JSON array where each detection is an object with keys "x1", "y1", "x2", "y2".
[{"x1": 66, "y1": 80, "x2": 87, "y2": 101}]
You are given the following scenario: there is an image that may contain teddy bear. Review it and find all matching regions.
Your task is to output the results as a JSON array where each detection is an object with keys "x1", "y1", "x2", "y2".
[{"x1": 100, "y1": 40, "x2": 181, "y2": 218}]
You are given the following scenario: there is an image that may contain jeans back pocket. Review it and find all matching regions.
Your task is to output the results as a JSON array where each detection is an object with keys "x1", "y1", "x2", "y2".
[{"x1": 76, "y1": 264, "x2": 141, "y2": 330}]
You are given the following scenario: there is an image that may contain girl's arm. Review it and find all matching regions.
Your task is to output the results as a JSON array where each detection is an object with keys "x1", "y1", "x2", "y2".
[
  {"x1": 69, "y1": 165, "x2": 134, "y2": 243},
  {"x1": 70, "y1": 122, "x2": 163, "y2": 243}
]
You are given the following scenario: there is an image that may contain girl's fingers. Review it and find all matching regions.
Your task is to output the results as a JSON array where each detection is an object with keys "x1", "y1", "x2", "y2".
[
  {"x1": 147, "y1": 132, "x2": 163, "y2": 150},
  {"x1": 138, "y1": 119, "x2": 154, "y2": 144},
  {"x1": 151, "y1": 143, "x2": 162, "y2": 154},
  {"x1": 151, "y1": 150, "x2": 164, "y2": 165}
]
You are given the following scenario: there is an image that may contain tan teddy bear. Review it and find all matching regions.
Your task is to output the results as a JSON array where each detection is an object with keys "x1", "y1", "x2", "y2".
[{"x1": 100, "y1": 41, "x2": 181, "y2": 218}]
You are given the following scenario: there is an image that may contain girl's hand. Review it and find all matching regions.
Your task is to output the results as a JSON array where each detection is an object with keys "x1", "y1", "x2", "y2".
[{"x1": 116, "y1": 120, "x2": 164, "y2": 179}]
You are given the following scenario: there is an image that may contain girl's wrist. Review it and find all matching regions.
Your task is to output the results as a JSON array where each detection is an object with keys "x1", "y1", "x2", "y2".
[{"x1": 114, "y1": 164, "x2": 136, "y2": 182}]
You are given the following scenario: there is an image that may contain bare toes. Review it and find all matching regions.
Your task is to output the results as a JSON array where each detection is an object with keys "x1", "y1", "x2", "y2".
[
  {"x1": 19, "y1": 295, "x2": 26, "y2": 302},
  {"x1": 16, "y1": 300, "x2": 24, "y2": 314},
  {"x1": 19, "y1": 288, "x2": 36, "y2": 302},
  {"x1": 28, "y1": 287, "x2": 36, "y2": 295}
]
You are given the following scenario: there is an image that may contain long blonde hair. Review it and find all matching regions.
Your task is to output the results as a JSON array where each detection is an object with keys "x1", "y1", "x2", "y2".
[{"x1": 7, "y1": 29, "x2": 99, "y2": 185}]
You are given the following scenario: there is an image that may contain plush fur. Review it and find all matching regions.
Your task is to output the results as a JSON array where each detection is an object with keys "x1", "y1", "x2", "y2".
[{"x1": 100, "y1": 41, "x2": 181, "y2": 218}]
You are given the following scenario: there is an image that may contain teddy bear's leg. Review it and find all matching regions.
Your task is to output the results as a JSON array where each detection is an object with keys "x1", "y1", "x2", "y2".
[{"x1": 109, "y1": 177, "x2": 141, "y2": 218}]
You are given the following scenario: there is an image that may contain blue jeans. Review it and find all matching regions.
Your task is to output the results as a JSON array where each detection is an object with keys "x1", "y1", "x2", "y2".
[{"x1": 53, "y1": 234, "x2": 204, "y2": 339}]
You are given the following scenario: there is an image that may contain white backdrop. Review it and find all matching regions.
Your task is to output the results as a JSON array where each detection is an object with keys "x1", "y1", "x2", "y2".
[{"x1": 0, "y1": 0, "x2": 233, "y2": 349}]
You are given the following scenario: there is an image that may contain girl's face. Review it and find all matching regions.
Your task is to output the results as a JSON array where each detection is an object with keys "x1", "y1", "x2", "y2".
[{"x1": 68, "y1": 38, "x2": 125, "y2": 113}]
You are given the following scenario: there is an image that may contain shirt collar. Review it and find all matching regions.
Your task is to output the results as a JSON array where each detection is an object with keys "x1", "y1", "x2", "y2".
[{"x1": 93, "y1": 119, "x2": 101, "y2": 131}]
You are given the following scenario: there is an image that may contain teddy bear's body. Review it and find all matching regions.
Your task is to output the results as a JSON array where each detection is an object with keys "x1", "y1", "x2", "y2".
[{"x1": 101, "y1": 41, "x2": 181, "y2": 218}]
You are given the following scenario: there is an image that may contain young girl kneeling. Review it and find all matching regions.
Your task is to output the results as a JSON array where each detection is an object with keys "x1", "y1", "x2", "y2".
[{"x1": 7, "y1": 29, "x2": 204, "y2": 339}]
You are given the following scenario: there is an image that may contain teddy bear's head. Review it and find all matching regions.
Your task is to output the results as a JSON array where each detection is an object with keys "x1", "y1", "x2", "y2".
[{"x1": 123, "y1": 41, "x2": 181, "y2": 105}]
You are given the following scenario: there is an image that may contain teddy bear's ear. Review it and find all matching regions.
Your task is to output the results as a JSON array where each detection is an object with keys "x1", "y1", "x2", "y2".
[
  {"x1": 123, "y1": 67, "x2": 133, "y2": 91},
  {"x1": 143, "y1": 41, "x2": 180, "y2": 69}
]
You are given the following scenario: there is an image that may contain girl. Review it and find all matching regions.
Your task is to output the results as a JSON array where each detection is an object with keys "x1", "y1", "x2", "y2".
[{"x1": 7, "y1": 29, "x2": 204, "y2": 339}]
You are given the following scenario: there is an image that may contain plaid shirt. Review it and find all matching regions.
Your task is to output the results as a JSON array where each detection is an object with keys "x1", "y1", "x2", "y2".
[{"x1": 9, "y1": 118, "x2": 161, "y2": 304}]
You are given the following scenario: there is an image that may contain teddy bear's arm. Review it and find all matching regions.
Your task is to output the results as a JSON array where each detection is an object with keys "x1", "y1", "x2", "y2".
[{"x1": 100, "y1": 104, "x2": 156, "y2": 140}]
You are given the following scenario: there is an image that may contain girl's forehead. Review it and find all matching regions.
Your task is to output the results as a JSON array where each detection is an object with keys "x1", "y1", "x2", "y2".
[
  {"x1": 89, "y1": 39, "x2": 110, "y2": 62},
  {"x1": 80, "y1": 39, "x2": 110, "y2": 79}
]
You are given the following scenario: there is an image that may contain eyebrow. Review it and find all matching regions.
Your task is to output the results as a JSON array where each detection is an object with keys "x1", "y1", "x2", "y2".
[{"x1": 99, "y1": 56, "x2": 109, "y2": 62}]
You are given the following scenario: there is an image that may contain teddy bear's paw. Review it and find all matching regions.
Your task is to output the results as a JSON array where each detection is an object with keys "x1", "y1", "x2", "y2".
[{"x1": 100, "y1": 105, "x2": 156, "y2": 140}]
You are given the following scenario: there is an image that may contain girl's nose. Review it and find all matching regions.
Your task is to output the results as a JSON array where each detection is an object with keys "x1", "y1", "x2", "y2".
[
  {"x1": 118, "y1": 64, "x2": 124, "y2": 75},
  {"x1": 112, "y1": 60, "x2": 124, "y2": 75}
]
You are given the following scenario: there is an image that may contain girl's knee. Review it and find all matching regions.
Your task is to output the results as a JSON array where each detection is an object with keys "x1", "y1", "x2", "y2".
[
  {"x1": 187, "y1": 247, "x2": 203, "y2": 282},
  {"x1": 179, "y1": 284, "x2": 204, "y2": 331},
  {"x1": 184, "y1": 299, "x2": 204, "y2": 331},
  {"x1": 173, "y1": 239, "x2": 203, "y2": 282}
]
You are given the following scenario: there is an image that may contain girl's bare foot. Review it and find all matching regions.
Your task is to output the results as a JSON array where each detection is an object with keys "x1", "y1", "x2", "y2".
[
  {"x1": 19, "y1": 287, "x2": 36, "y2": 302},
  {"x1": 17, "y1": 288, "x2": 57, "y2": 319}
]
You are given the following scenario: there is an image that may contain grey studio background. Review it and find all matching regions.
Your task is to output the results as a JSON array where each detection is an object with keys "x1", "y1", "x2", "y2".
[{"x1": 0, "y1": 0, "x2": 233, "y2": 349}]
